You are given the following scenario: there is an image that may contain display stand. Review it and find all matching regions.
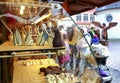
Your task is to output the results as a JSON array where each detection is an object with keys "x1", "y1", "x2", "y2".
[
  {"x1": 0, "y1": 1, "x2": 104, "y2": 83},
  {"x1": 0, "y1": 43, "x2": 65, "y2": 83}
]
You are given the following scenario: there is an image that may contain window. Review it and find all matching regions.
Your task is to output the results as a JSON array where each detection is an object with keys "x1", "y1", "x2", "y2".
[
  {"x1": 83, "y1": 14, "x2": 88, "y2": 22},
  {"x1": 76, "y1": 14, "x2": 81, "y2": 21},
  {"x1": 90, "y1": 14, "x2": 95, "y2": 22}
]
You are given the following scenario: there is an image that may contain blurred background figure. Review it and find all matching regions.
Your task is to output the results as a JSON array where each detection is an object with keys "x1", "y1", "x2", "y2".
[
  {"x1": 59, "y1": 25, "x2": 67, "y2": 41},
  {"x1": 88, "y1": 27, "x2": 99, "y2": 45}
]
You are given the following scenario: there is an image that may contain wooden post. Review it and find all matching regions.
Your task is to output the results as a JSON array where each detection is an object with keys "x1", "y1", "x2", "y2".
[
  {"x1": 0, "y1": 52, "x2": 14, "y2": 83},
  {"x1": 8, "y1": 52, "x2": 14, "y2": 83},
  {"x1": 2, "y1": 53, "x2": 9, "y2": 83}
]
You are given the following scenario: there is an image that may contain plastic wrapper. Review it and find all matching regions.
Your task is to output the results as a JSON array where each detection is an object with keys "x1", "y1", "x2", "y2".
[
  {"x1": 13, "y1": 29, "x2": 22, "y2": 46},
  {"x1": 23, "y1": 33, "x2": 34, "y2": 46},
  {"x1": 86, "y1": 53, "x2": 97, "y2": 66},
  {"x1": 80, "y1": 67, "x2": 101, "y2": 83},
  {"x1": 36, "y1": 31, "x2": 44, "y2": 45}
]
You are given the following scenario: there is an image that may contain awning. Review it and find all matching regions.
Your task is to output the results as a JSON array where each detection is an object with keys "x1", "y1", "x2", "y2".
[
  {"x1": 0, "y1": 0, "x2": 119, "y2": 24},
  {"x1": 54, "y1": 0, "x2": 119, "y2": 15}
]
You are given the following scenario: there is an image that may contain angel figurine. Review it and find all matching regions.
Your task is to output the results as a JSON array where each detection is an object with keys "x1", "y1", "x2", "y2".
[{"x1": 92, "y1": 22, "x2": 117, "y2": 40}]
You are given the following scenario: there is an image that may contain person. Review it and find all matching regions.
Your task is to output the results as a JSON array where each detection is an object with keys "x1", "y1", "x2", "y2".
[
  {"x1": 89, "y1": 27, "x2": 99, "y2": 45},
  {"x1": 76, "y1": 27, "x2": 91, "y2": 77},
  {"x1": 55, "y1": 25, "x2": 71, "y2": 71},
  {"x1": 59, "y1": 25, "x2": 67, "y2": 41},
  {"x1": 68, "y1": 24, "x2": 82, "y2": 72},
  {"x1": 76, "y1": 27, "x2": 91, "y2": 56}
]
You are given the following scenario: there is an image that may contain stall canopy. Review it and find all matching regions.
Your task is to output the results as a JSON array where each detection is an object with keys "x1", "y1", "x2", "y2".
[
  {"x1": 54, "y1": 0, "x2": 119, "y2": 15},
  {"x1": 0, "y1": 0, "x2": 119, "y2": 24},
  {"x1": 0, "y1": 0, "x2": 119, "y2": 15}
]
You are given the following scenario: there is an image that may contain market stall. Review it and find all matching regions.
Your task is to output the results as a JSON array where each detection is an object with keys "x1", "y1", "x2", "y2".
[{"x1": 0, "y1": 0, "x2": 119, "y2": 83}]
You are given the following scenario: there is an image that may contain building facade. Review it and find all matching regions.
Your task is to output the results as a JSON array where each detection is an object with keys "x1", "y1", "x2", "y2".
[
  {"x1": 57, "y1": 9, "x2": 96, "y2": 30},
  {"x1": 95, "y1": 1, "x2": 120, "y2": 39},
  {"x1": 76, "y1": 9, "x2": 96, "y2": 28}
]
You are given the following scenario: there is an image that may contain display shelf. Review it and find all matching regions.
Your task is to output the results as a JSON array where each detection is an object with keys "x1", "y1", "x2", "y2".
[
  {"x1": 13, "y1": 60, "x2": 58, "y2": 83},
  {"x1": 0, "y1": 41, "x2": 66, "y2": 52},
  {"x1": 0, "y1": 41, "x2": 66, "y2": 83},
  {"x1": 13, "y1": 60, "x2": 79, "y2": 83}
]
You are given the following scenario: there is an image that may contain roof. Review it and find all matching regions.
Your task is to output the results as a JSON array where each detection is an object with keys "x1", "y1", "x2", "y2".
[
  {"x1": 54, "y1": 0, "x2": 119, "y2": 15},
  {"x1": 96, "y1": 1, "x2": 120, "y2": 12}
]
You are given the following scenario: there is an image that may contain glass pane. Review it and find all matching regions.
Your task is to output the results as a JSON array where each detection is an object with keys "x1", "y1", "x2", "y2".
[
  {"x1": 83, "y1": 14, "x2": 88, "y2": 22},
  {"x1": 90, "y1": 14, "x2": 95, "y2": 22},
  {"x1": 0, "y1": 1, "x2": 102, "y2": 83},
  {"x1": 76, "y1": 14, "x2": 81, "y2": 21}
]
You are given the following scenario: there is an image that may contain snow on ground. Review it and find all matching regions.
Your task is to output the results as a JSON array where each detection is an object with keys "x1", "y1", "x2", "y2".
[{"x1": 107, "y1": 41, "x2": 120, "y2": 71}]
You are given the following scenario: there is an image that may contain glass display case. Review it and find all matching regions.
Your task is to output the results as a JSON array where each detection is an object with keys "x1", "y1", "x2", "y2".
[{"x1": 0, "y1": 0, "x2": 112, "y2": 83}]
